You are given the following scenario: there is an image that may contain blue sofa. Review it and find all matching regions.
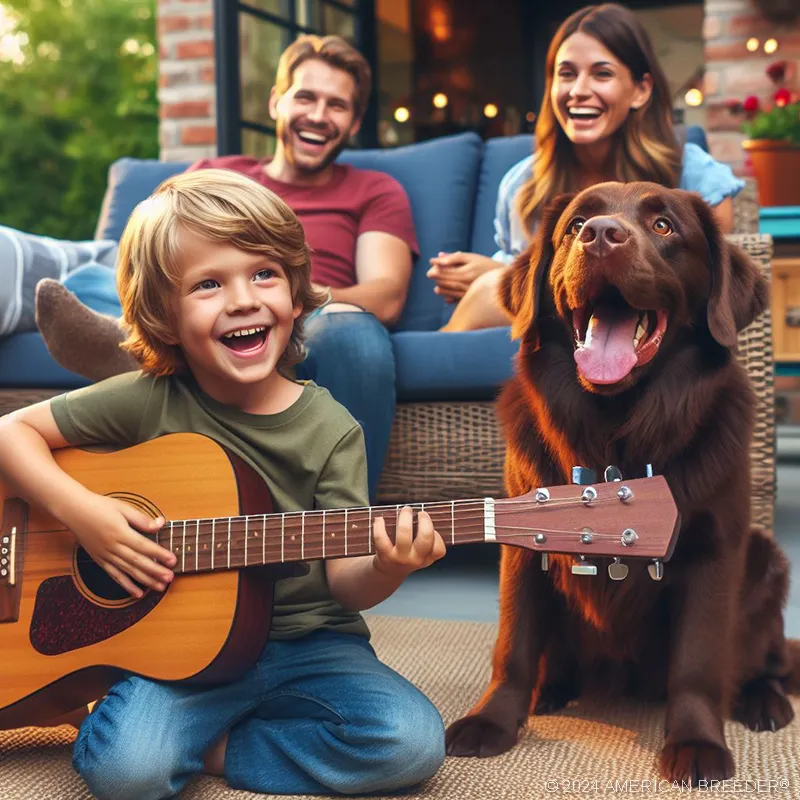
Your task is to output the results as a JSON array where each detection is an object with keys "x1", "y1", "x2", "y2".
[{"x1": 0, "y1": 128, "x2": 711, "y2": 401}]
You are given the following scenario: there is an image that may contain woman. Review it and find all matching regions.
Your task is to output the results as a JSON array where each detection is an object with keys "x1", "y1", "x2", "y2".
[{"x1": 431, "y1": 3, "x2": 743, "y2": 333}]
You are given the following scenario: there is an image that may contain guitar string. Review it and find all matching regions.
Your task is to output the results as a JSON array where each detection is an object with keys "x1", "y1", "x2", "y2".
[
  {"x1": 17, "y1": 520, "x2": 662, "y2": 579},
  {"x1": 18, "y1": 522, "x2": 663, "y2": 582},
  {"x1": 14, "y1": 492, "x2": 650, "y2": 538}
]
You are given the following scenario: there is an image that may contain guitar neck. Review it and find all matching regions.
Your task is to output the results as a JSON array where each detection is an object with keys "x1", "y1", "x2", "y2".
[{"x1": 158, "y1": 500, "x2": 493, "y2": 575}]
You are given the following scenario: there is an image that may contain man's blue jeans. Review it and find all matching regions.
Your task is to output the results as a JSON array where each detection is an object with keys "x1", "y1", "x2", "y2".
[
  {"x1": 72, "y1": 629, "x2": 445, "y2": 799},
  {"x1": 294, "y1": 310, "x2": 395, "y2": 503}
]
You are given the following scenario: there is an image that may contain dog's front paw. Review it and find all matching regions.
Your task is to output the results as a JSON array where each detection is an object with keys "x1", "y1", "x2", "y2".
[
  {"x1": 445, "y1": 714, "x2": 519, "y2": 757},
  {"x1": 734, "y1": 677, "x2": 795, "y2": 732},
  {"x1": 659, "y1": 741, "x2": 734, "y2": 785}
]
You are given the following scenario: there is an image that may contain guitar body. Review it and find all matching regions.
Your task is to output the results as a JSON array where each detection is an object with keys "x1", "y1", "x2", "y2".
[{"x1": 0, "y1": 433, "x2": 275, "y2": 730}]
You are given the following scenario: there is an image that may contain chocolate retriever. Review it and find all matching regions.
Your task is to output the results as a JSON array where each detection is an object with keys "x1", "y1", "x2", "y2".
[{"x1": 445, "y1": 182, "x2": 799, "y2": 783}]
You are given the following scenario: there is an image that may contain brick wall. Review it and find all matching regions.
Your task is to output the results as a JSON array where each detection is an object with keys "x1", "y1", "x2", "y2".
[
  {"x1": 704, "y1": 0, "x2": 799, "y2": 173},
  {"x1": 157, "y1": 0, "x2": 217, "y2": 163}
]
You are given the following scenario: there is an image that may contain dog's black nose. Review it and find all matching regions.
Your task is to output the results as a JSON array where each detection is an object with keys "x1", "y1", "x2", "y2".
[{"x1": 579, "y1": 217, "x2": 629, "y2": 253}]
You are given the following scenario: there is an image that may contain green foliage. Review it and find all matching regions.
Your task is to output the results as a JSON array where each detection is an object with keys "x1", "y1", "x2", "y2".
[
  {"x1": 0, "y1": 0, "x2": 158, "y2": 239},
  {"x1": 741, "y1": 103, "x2": 800, "y2": 146}
]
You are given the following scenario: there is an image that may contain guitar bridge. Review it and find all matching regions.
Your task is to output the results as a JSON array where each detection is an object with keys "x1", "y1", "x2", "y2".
[{"x1": 1, "y1": 498, "x2": 26, "y2": 623}]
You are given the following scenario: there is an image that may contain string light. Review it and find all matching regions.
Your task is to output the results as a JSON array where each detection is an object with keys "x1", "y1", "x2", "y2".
[
  {"x1": 393, "y1": 106, "x2": 410, "y2": 123},
  {"x1": 684, "y1": 88, "x2": 703, "y2": 107},
  {"x1": 746, "y1": 38, "x2": 759, "y2": 52},
  {"x1": 483, "y1": 103, "x2": 499, "y2": 118},
  {"x1": 764, "y1": 38, "x2": 778, "y2": 54},
  {"x1": 433, "y1": 92, "x2": 448, "y2": 109}
]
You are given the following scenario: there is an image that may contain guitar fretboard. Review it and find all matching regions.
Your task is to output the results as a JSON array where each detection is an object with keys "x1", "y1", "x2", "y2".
[{"x1": 156, "y1": 502, "x2": 491, "y2": 575}]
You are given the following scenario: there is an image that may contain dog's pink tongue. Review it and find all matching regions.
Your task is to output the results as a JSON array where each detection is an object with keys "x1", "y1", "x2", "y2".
[{"x1": 574, "y1": 305, "x2": 639, "y2": 384}]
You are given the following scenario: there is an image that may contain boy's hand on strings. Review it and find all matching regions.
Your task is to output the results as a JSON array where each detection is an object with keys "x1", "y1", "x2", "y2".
[
  {"x1": 62, "y1": 493, "x2": 176, "y2": 598},
  {"x1": 372, "y1": 506, "x2": 446, "y2": 580}
]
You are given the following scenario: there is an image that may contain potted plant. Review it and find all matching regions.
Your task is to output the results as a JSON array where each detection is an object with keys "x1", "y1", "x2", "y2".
[{"x1": 730, "y1": 61, "x2": 800, "y2": 207}]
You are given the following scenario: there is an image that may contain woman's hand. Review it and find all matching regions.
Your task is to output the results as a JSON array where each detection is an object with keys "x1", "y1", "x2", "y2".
[
  {"x1": 61, "y1": 493, "x2": 177, "y2": 598},
  {"x1": 427, "y1": 252, "x2": 504, "y2": 302},
  {"x1": 372, "y1": 506, "x2": 446, "y2": 580}
]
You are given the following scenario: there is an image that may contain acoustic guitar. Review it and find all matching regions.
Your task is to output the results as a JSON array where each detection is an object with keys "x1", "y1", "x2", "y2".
[{"x1": 0, "y1": 432, "x2": 679, "y2": 730}]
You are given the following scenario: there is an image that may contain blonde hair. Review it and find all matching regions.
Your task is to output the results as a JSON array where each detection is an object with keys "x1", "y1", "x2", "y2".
[
  {"x1": 275, "y1": 34, "x2": 372, "y2": 120},
  {"x1": 518, "y1": 3, "x2": 681, "y2": 234},
  {"x1": 117, "y1": 168, "x2": 327, "y2": 376}
]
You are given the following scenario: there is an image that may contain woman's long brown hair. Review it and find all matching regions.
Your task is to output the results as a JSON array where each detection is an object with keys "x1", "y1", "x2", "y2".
[{"x1": 517, "y1": 3, "x2": 682, "y2": 235}]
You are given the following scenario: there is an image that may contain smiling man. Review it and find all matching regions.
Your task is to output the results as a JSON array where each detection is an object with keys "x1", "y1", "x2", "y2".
[{"x1": 32, "y1": 35, "x2": 417, "y2": 502}]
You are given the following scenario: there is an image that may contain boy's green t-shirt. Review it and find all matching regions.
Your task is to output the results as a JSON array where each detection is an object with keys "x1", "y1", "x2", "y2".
[{"x1": 50, "y1": 371, "x2": 371, "y2": 640}]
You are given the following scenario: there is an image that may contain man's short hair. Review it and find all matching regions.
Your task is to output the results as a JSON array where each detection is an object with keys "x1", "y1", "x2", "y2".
[
  {"x1": 117, "y1": 168, "x2": 327, "y2": 376},
  {"x1": 275, "y1": 34, "x2": 372, "y2": 119}
]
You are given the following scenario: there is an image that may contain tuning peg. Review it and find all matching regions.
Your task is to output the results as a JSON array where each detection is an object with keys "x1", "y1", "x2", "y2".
[
  {"x1": 571, "y1": 555, "x2": 598, "y2": 576},
  {"x1": 645, "y1": 464, "x2": 654, "y2": 477},
  {"x1": 617, "y1": 485, "x2": 634, "y2": 503},
  {"x1": 541, "y1": 553, "x2": 549, "y2": 572},
  {"x1": 571, "y1": 466, "x2": 597, "y2": 485},
  {"x1": 608, "y1": 558, "x2": 629, "y2": 581},
  {"x1": 604, "y1": 465, "x2": 623, "y2": 482},
  {"x1": 648, "y1": 560, "x2": 664, "y2": 581}
]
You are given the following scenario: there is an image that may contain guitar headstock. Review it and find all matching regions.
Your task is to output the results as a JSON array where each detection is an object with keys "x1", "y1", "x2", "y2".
[{"x1": 494, "y1": 474, "x2": 680, "y2": 566}]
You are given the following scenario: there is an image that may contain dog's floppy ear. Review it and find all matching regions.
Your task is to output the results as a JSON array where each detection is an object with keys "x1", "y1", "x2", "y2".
[
  {"x1": 499, "y1": 193, "x2": 575, "y2": 344},
  {"x1": 691, "y1": 195, "x2": 769, "y2": 348}
]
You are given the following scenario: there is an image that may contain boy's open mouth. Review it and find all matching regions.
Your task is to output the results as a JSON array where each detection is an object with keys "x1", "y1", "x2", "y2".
[{"x1": 220, "y1": 325, "x2": 268, "y2": 353}]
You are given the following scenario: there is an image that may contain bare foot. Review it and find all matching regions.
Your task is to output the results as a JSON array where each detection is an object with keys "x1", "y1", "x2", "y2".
[{"x1": 203, "y1": 732, "x2": 229, "y2": 776}]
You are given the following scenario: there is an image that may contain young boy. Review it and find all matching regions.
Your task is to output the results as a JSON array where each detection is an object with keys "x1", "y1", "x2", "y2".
[{"x1": 0, "y1": 169, "x2": 447, "y2": 800}]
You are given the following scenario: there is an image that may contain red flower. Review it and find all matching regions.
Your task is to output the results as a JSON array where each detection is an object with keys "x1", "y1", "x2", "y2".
[
  {"x1": 742, "y1": 95, "x2": 760, "y2": 112},
  {"x1": 774, "y1": 88, "x2": 792, "y2": 107},
  {"x1": 766, "y1": 60, "x2": 787, "y2": 84}
]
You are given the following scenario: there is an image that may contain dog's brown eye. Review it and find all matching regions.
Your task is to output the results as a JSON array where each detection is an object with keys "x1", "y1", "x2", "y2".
[
  {"x1": 653, "y1": 218, "x2": 673, "y2": 236},
  {"x1": 568, "y1": 218, "x2": 586, "y2": 235}
]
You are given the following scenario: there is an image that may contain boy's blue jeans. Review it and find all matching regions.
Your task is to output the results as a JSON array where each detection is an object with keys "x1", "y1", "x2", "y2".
[
  {"x1": 73, "y1": 629, "x2": 445, "y2": 800},
  {"x1": 294, "y1": 310, "x2": 396, "y2": 503}
]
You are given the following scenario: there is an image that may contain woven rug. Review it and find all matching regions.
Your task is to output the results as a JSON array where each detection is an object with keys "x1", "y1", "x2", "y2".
[{"x1": 2, "y1": 615, "x2": 800, "y2": 799}]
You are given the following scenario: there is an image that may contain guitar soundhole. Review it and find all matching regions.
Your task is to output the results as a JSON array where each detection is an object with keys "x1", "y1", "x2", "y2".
[
  {"x1": 73, "y1": 492, "x2": 162, "y2": 604},
  {"x1": 75, "y1": 547, "x2": 140, "y2": 603}
]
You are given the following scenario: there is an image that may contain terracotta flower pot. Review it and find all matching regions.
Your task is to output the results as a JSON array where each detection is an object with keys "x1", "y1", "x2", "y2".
[{"x1": 742, "y1": 139, "x2": 800, "y2": 207}]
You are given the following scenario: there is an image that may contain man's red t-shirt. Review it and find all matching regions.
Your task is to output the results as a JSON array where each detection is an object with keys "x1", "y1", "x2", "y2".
[{"x1": 188, "y1": 156, "x2": 418, "y2": 289}]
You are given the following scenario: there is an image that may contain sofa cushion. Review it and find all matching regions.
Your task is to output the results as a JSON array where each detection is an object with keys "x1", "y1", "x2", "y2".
[
  {"x1": 469, "y1": 134, "x2": 533, "y2": 259},
  {"x1": 0, "y1": 332, "x2": 89, "y2": 389},
  {"x1": 391, "y1": 327, "x2": 518, "y2": 401},
  {"x1": 94, "y1": 159, "x2": 190, "y2": 243},
  {"x1": 339, "y1": 132, "x2": 483, "y2": 332},
  {"x1": 94, "y1": 133, "x2": 484, "y2": 333}
]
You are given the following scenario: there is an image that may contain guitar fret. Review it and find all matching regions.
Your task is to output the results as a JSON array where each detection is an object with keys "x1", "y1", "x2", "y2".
[
  {"x1": 244, "y1": 516, "x2": 248, "y2": 567},
  {"x1": 262, "y1": 515, "x2": 266, "y2": 566},
  {"x1": 368, "y1": 508, "x2": 373, "y2": 554},
  {"x1": 169, "y1": 521, "x2": 174, "y2": 557},
  {"x1": 227, "y1": 517, "x2": 231, "y2": 570},
  {"x1": 344, "y1": 508, "x2": 348, "y2": 556},
  {"x1": 181, "y1": 520, "x2": 186, "y2": 573},
  {"x1": 301, "y1": 511, "x2": 305, "y2": 561},
  {"x1": 211, "y1": 519, "x2": 215, "y2": 570},
  {"x1": 322, "y1": 510, "x2": 326, "y2": 559},
  {"x1": 281, "y1": 514, "x2": 285, "y2": 563},
  {"x1": 195, "y1": 519, "x2": 200, "y2": 572}
]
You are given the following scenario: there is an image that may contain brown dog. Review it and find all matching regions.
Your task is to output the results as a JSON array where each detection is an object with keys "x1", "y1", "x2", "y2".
[{"x1": 445, "y1": 182, "x2": 798, "y2": 784}]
